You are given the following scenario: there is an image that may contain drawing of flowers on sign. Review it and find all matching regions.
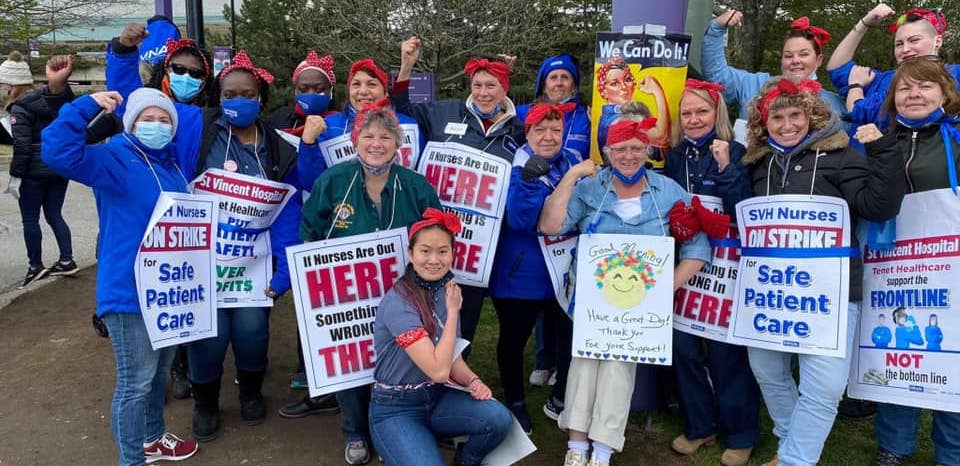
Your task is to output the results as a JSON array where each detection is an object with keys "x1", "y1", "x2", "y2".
[{"x1": 594, "y1": 249, "x2": 661, "y2": 309}]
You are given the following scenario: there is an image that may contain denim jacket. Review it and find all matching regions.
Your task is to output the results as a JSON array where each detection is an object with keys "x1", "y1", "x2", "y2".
[{"x1": 560, "y1": 168, "x2": 712, "y2": 264}]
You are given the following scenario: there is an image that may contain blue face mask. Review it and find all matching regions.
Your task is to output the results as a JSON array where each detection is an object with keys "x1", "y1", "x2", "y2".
[
  {"x1": 896, "y1": 107, "x2": 945, "y2": 129},
  {"x1": 134, "y1": 121, "x2": 174, "y2": 149},
  {"x1": 471, "y1": 103, "x2": 502, "y2": 120},
  {"x1": 296, "y1": 92, "x2": 332, "y2": 115},
  {"x1": 612, "y1": 166, "x2": 646, "y2": 185},
  {"x1": 682, "y1": 128, "x2": 717, "y2": 148},
  {"x1": 169, "y1": 73, "x2": 203, "y2": 102},
  {"x1": 221, "y1": 97, "x2": 261, "y2": 128}
]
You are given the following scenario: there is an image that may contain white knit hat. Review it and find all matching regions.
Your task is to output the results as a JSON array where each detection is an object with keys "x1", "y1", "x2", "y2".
[
  {"x1": 0, "y1": 51, "x2": 33, "y2": 86},
  {"x1": 122, "y1": 87, "x2": 178, "y2": 135}
]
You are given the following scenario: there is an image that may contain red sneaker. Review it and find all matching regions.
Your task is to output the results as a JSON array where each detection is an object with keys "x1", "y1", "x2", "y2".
[{"x1": 144, "y1": 432, "x2": 198, "y2": 463}]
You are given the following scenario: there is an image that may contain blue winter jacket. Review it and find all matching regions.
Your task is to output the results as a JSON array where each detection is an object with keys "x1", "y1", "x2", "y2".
[
  {"x1": 489, "y1": 145, "x2": 581, "y2": 299},
  {"x1": 41, "y1": 95, "x2": 189, "y2": 316},
  {"x1": 829, "y1": 61, "x2": 960, "y2": 128},
  {"x1": 107, "y1": 43, "x2": 299, "y2": 295},
  {"x1": 701, "y1": 22, "x2": 847, "y2": 121},
  {"x1": 664, "y1": 136, "x2": 752, "y2": 220},
  {"x1": 296, "y1": 104, "x2": 424, "y2": 194}
]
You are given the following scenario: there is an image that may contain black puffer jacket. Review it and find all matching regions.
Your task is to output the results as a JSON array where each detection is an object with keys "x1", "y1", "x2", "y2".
[
  {"x1": 743, "y1": 115, "x2": 906, "y2": 300},
  {"x1": 9, "y1": 87, "x2": 75, "y2": 179}
]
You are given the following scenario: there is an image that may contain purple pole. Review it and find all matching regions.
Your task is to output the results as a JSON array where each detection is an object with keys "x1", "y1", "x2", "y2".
[
  {"x1": 154, "y1": 0, "x2": 173, "y2": 17},
  {"x1": 612, "y1": 0, "x2": 688, "y2": 33}
]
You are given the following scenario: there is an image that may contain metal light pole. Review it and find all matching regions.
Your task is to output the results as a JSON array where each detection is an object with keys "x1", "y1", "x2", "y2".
[
  {"x1": 185, "y1": 0, "x2": 205, "y2": 50},
  {"x1": 230, "y1": 0, "x2": 237, "y2": 53}
]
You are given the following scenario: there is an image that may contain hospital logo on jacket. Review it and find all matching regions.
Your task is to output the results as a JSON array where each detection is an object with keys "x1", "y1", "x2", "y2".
[{"x1": 334, "y1": 203, "x2": 354, "y2": 229}]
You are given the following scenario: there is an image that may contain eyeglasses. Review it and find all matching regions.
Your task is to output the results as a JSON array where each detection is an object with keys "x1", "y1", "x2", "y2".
[
  {"x1": 607, "y1": 145, "x2": 649, "y2": 156},
  {"x1": 168, "y1": 63, "x2": 207, "y2": 79}
]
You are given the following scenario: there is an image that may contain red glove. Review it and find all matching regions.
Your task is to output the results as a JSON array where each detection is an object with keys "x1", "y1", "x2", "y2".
[
  {"x1": 692, "y1": 196, "x2": 731, "y2": 239},
  {"x1": 668, "y1": 200, "x2": 699, "y2": 242}
]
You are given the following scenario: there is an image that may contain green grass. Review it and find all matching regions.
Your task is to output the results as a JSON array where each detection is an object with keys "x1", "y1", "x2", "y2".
[{"x1": 467, "y1": 299, "x2": 937, "y2": 465}]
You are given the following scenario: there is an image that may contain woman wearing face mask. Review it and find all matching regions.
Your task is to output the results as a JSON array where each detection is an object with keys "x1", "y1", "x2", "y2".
[
  {"x1": 369, "y1": 209, "x2": 512, "y2": 466},
  {"x1": 827, "y1": 5, "x2": 960, "y2": 129},
  {"x1": 295, "y1": 59, "x2": 425, "y2": 197},
  {"x1": 854, "y1": 57, "x2": 960, "y2": 466},
  {"x1": 185, "y1": 50, "x2": 302, "y2": 442},
  {"x1": 488, "y1": 103, "x2": 596, "y2": 434},
  {"x1": 702, "y1": 11, "x2": 845, "y2": 140},
  {"x1": 300, "y1": 101, "x2": 441, "y2": 465},
  {"x1": 741, "y1": 77, "x2": 905, "y2": 466},
  {"x1": 41, "y1": 87, "x2": 199, "y2": 466},
  {"x1": 538, "y1": 116, "x2": 712, "y2": 466},
  {"x1": 663, "y1": 79, "x2": 758, "y2": 466},
  {"x1": 392, "y1": 37, "x2": 526, "y2": 357},
  {"x1": 269, "y1": 50, "x2": 337, "y2": 136}
]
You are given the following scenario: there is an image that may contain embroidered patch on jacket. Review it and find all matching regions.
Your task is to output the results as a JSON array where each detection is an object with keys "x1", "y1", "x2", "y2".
[{"x1": 334, "y1": 202, "x2": 354, "y2": 229}]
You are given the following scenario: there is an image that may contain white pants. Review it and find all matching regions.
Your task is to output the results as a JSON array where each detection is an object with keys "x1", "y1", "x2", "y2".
[{"x1": 558, "y1": 358, "x2": 637, "y2": 451}]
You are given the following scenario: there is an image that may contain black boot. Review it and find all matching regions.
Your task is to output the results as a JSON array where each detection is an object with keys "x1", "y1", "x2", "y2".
[
  {"x1": 170, "y1": 346, "x2": 191, "y2": 399},
  {"x1": 237, "y1": 370, "x2": 266, "y2": 426},
  {"x1": 191, "y1": 378, "x2": 221, "y2": 442}
]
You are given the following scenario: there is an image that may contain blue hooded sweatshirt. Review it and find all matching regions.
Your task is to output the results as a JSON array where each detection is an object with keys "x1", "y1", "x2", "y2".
[
  {"x1": 42, "y1": 95, "x2": 189, "y2": 316},
  {"x1": 139, "y1": 15, "x2": 181, "y2": 65},
  {"x1": 489, "y1": 145, "x2": 582, "y2": 300},
  {"x1": 296, "y1": 104, "x2": 425, "y2": 194},
  {"x1": 516, "y1": 54, "x2": 591, "y2": 160}
]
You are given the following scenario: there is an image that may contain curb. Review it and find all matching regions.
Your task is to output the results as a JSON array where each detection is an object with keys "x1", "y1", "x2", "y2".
[{"x1": 0, "y1": 260, "x2": 97, "y2": 311}]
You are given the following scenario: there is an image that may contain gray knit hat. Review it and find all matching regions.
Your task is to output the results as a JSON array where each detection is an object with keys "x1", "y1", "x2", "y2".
[
  {"x1": 122, "y1": 87, "x2": 178, "y2": 135},
  {"x1": 0, "y1": 51, "x2": 33, "y2": 86}
]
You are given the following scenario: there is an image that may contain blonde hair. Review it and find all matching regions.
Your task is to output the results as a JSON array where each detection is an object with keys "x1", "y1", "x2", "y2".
[
  {"x1": 671, "y1": 88, "x2": 734, "y2": 147},
  {"x1": 745, "y1": 77, "x2": 832, "y2": 149}
]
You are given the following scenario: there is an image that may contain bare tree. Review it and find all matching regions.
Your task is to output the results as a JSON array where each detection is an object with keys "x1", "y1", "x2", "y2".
[{"x1": 1, "y1": 0, "x2": 139, "y2": 44}]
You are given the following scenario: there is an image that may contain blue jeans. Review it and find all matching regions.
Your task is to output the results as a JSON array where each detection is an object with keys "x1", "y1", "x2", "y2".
[
  {"x1": 18, "y1": 176, "x2": 72, "y2": 266},
  {"x1": 369, "y1": 385, "x2": 512, "y2": 465},
  {"x1": 876, "y1": 403, "x2": 960, "y2": 465},
  {"x1": 747, "y1": 301, "x2": 860, "y2": 466},
  {"x1": 673, "y1": 330, "x2": 760, "y2": 448},
  {"x1": 337, "y1": 385, "x2": 372, "y2": 442},
  {"x1": 103, "y1": 312, "x2": 176, "y2": 466},
  {"x1": 187, "y1": 307, "x2": 269, "y2": 383}
]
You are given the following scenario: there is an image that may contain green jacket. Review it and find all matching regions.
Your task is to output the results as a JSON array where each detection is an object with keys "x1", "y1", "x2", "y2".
[
  {"x1": 301, "y1": 161, "x2": 441, "y2": 241},
  {"x1": 890, "y1": 121, "x2": 960, "y2": 193}
]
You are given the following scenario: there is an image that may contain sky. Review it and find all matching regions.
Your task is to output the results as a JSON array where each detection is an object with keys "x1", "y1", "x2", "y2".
[{"x1": 113, "y1": 1, "x2": 237, "y2": 17}]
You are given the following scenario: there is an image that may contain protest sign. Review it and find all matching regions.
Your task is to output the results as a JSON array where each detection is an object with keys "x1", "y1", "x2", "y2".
[
  {"x1": 572, "y1": 234, "x2": 675, "y2": 365},
  {"x1": 728, "y1": 195, "x2": 851, "y2": 357},
  {"x1": 591, "y1": 31, "x2": 691, "y2": 165},
  {"x1": 850, "y1": 189, "x2": 960, "y2": 412},
  {"x1": 317, "y1": 124, "x2": 421, "y2": 170},
  {"x1": 540, "y1": 234, "x2": 578, "y2": 313},
  {"x1": 673, "y1": 195, "x2": 739, "y2": 342},
  {"x1": 135, "y1": 192, "x2": 218, "y2": 350},
  {"x1": 191, "y1": 169, "x2": 295, "y2": 308},
  {"x1": 418, "y1": 141, "x2": 510, "y2": 287},
  {"x1": 287, "y1": 228, "x2": 408, "y2": 397}
]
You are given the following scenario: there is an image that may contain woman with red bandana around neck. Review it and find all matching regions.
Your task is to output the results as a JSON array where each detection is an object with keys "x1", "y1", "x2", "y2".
[
  {"x1": 702, "y1": 11, "x2": 846, "y2": 144},
  {"x1": 294, "y1": 58, "x2": 426, "y2": 199},
  {"x1": 827, "y1": 4, "x2": 960, "y2": 130},
  {"x1": 741, "y1": 77, "x2": 905, "y2": 466},
  {"x1": 392, "y1": 36, "x2": 526, "y2": 361}
]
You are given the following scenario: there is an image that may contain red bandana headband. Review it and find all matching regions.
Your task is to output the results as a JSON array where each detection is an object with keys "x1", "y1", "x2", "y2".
[
  {"x1": 163, "y1": 38, "x2": 210, "y2": 76},
  {"x1": 464, "y1": 58, "x2": 512, "y2": 92},
  {"x1": 758, "y1": 78, "x2": 822, "y2": 123},
  {"x1": 596, "y1": 56, "x2": 631, "y2": 96},
  {"x1": 605, "y1": 118, "x2": 657, "y2": 147},
  {"x1": 888, "y1": 8, "x2": 947, "y2": 36},
  {"x1": 524, "y1": 102, "x2": 576, "y2": 132},
  {"x1": 350, "y1": 98, "x2": 398, "y2": 146},
  {"x1": 219, "y1": 50, "x2": 274, "y2": 85},
  {"x1": 348, "y1": 59, "x2": 388, "y2": 89},
  {"x1": 409, "y1": 208, "x2": 463, "y2": 240},
  {"x1": 684, "y1": 79, "x2": 725, "y2": 105},
  {"x1": 293, "y1": 51, "x2": 335, "y2": 85},
  {"x1": 790, "y1": 17, "x2": 831, "y2": 49}
]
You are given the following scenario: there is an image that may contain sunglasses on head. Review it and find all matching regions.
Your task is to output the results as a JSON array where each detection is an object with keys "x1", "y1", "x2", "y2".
[{"x1": 168, "y1": 63, "x2": 207, "y2": 79}]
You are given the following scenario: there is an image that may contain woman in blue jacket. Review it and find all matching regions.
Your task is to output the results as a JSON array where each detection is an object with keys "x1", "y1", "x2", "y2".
[
  {"x1": 489, "y1": 103, "x2": 595, "y2": 433},
  {"x1": 664, "y1": 79, "x2": 758, "y2": 466},
  {"x1": 516, "y1": 54, "x2": 591, "y2": 160},
  {"x1": 42, "y1": 88, "x2": 199, "y2": 466}
]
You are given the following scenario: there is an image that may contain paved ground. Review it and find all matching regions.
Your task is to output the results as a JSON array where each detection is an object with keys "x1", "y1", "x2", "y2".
[{"x1": 0, "y1": 148, "x2": 100, "y2": 300}]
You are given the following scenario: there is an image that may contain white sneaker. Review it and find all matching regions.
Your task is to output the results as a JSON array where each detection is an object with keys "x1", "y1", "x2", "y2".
[
  {"x1": 529, "y1": 369, "x2": 551, "y2": 386},
  {"x1": 564, "y1": 449, "x2": 587, "y2": 466}
]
